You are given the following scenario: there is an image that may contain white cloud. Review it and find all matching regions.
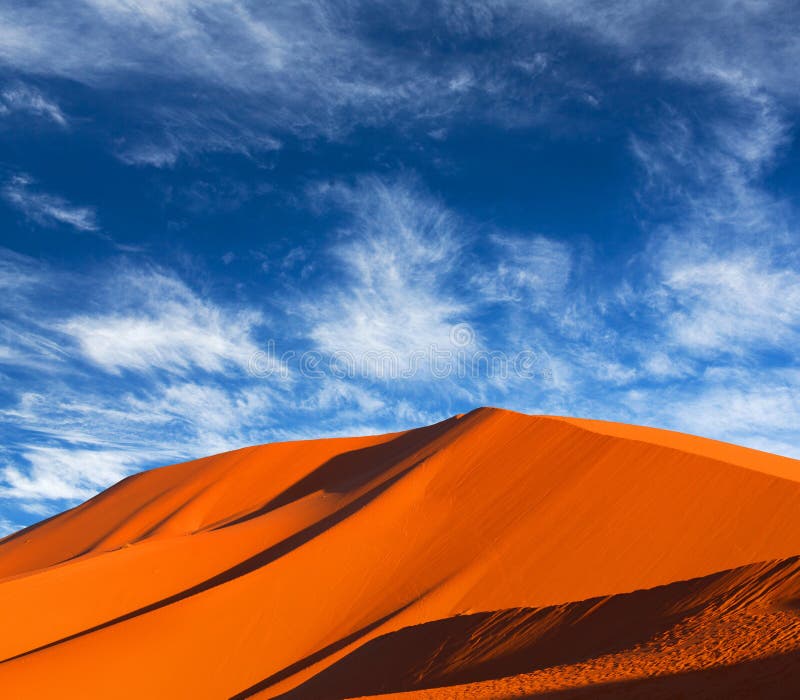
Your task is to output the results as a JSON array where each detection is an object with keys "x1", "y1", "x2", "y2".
[
  {"x1": 0, "y1": 0, "x2": 795, "y2": 171},
  {"x1": 2, "y1": 1, "x2": 800, "y2": 515},
  {"x1": 63, "y1": 314, "x2": 243, "y2": 374},
  {"x1": 60, "y1": 267, "x2": 262, "y2": 375},
  {"x1": 0, "y1": 253, "x2": 283, "y2": 509},
  {"x1": 0, "y1": 250, "x2": 75, "y2": 369},
  {"x1": 474, "y1": 233, "x2": 571, "y2": 308},
  {"x1": 629, "y1": 100, "x2": 790, "y2": 246},
  {"x1": 1, "y1": 82, "x2": 66, "y2": 125},
  {"x1": 0, "y1": 1, "x2": 565, "y2": 162},
  {"x1": 114, "y1": 106, "x2": 282, "y2": 167},
  {"x1": 2, "y1": 174, "x2": 98, "y2": 232},
  {"x1": 117, "y1": 142, "x2": 181, "y2": 168},
  {"x1": 0, "y1": 247, "x2": 45, "y2": 297},
  {"x1": 617, "y1": 16, "x2": 800, "y2": 371},
  {"x1": 0, "y1": 376, "x2": 286, "y2": 508},
  {"x1": 0, "y1": 517, "x2": 22, "y2": 538},
  {"x1": 681, "y1": 385, "x2": 800, "y2": 441},
  {"x1": 126, "y1": 381, "x2": 277, "y2": 441},
  {"x1": 570, "y1": 347, "x2": 638, "y2": 387},
  {"x1": 660, "y1": 249, "x2": 800, "y2": 356},
  {"x1": 0, "y1": 325, "x2": 70, "y2": 370},
  {"x1": 307, "y1": 178, "x2": 468, "y2": 374},
  {"x1": 1, "y1": 446, "x2": 146, "y2": 502},
  {"x1": 303, "y1": 378, "x2": 385, "y2": 414},
  {"x1": 0, "y1": 2, "x2": 373, "y2": 154},
  {"x1": 629, "y1": 367, "x2": 800, "y2": 459},
  {"x1": 641, "y1": 351, "x2": 691, "y2": 380},
  {"x1": 534, "y1": 1, "x2": 800, "y2": 101}
]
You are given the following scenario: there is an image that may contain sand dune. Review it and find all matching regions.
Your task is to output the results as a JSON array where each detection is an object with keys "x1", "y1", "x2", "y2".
[
  {"x1": 1, "y1": 407, "x2": 800, "y2": 698},
  {"x1": 295, "y1": 557, "x2": 800, "y2": 699}
]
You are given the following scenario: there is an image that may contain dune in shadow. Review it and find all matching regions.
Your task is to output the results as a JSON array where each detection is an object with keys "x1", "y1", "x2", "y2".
[{"x1": 277, "y1": 557, "x2": 800, "y2": 699}]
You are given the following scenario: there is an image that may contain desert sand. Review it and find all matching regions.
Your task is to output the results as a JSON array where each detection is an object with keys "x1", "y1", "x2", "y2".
[{"x1": 1, "y1": 407, "x2": 800, "y2": 698}]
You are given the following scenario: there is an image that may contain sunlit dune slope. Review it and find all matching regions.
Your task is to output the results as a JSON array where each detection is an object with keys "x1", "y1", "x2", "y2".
[{"x1": 1, "y1": 407, "x2": 799, "y2": 699}]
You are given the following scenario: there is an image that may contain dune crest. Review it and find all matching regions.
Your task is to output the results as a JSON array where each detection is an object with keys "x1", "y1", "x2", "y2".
[{"x1": 2, "y1": 407, "x2": 800, "y2": 698}]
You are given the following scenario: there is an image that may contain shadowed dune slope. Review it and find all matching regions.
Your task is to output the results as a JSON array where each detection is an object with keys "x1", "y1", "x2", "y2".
[
  {"x1": 287, "y1": 556, "x2": 800, "y2": 699},
  {"x1": 1, "y1": 407, "x2": 799, "y2": 698}
]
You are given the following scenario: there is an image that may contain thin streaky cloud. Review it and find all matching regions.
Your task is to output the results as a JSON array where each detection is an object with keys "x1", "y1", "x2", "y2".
[
  {"x1": 1, "y1": 82, "x2": 67, "y2": 125},
  {"x1": 2, "y1": 174, "x2": 99, "y2": 232}
]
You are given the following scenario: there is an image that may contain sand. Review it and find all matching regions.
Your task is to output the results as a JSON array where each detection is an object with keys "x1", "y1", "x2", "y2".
[{"x1": 1, "y1": 407, "x2": 799, "y2": 698}]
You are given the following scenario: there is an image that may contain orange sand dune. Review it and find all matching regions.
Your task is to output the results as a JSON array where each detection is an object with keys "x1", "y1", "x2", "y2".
[
  {"x1": 304, "y1": 556, "x2": 800, "y2": 699},
  {"x1": 1, "y1": 407, "x2": 800, "y2": 698}
]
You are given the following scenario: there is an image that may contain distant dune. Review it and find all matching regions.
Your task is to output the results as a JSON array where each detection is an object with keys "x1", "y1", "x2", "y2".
[{"x1": 2, "y1": 407, "x2": 800, "y2": 698}]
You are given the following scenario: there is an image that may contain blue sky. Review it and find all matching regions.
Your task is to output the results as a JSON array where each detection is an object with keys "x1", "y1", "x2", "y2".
[{"x1": 1, "y1": 1, "x2": 800, "y2": 533}]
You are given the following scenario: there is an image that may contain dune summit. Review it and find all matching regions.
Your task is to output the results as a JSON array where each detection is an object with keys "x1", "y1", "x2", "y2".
[{"x1": 1, "y1": 407, "x2": 800, "y2": 698}]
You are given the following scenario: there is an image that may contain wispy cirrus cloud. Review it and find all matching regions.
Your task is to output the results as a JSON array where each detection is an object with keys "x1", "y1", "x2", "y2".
[
  {"x1": 1, "y1": 446, "x2": 147, "y2": 503},
  {"x1": 617, "y1": 366, "x2": 800, "y2": 459},
  {"x1": 2, "y1": 174, "x2": 98, "y2": 232},
  {"x1": 306, "y1": 177, "x2": 469, "y2": 373},
  {"x1": 625, "y1": 80, "x2": 799, "y2": 365},
  {"x1": 2, "y1": 0, "x2": 800, "y2": 530},
  {"x1": 473, "y1": 233, "x2": 572, "y2": 308},
  {"x1": 657, "y1": 249, "x2": 800, "y2": 356},
  {"x1": 0, "y1": 516, "x2": 22, "y2": 538},
  {"x1": 0, "y1": 0, "x2": 797, "y2": 171},
  {"x1": 0, "y1": 248, "x2": 73, "y2": 370},
  {"x1": 60, "y1": 267, "x2": 263, "y2": 375},
  {"x1": 0, "y1": 1, "x2": 586, "y2": 164},
  {"x1": 0, "y1": 82, "x2": 67, "y2": 125},
  {"x1": 535, "y1": 0, "x2": 800, "y2": 99},
  {"x1": 0, "y1": 254, "x2": 281, "y2": 512},
  {"x1": 114, "y1": 105, "x2": 282, "y2": 167},
  {"x1": 577, "y1": 5, "x2": 800, "y2": 453},
  {"x1": 0, "y1": 247, "x2": 46, "y2": 296},
  {"x1": 0, "y1": 253, "x2": 272, "y2": 383}
]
